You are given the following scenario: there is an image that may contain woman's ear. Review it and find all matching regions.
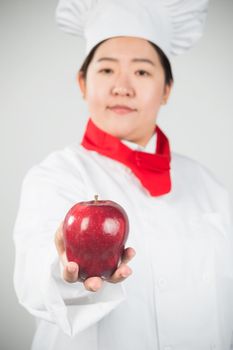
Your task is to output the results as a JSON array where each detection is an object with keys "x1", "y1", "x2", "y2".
[
  {"x1": 162, "y1": 82, "x2": 173, "y2": 105},
  {"x1": 77, "y1": 71, "x2": 86, "y2": 99}
]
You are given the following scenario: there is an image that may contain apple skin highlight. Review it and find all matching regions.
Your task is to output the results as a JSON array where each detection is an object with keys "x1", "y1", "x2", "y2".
[{"x1": 63, "y1": 197, "x2": 129, "y2": 281}]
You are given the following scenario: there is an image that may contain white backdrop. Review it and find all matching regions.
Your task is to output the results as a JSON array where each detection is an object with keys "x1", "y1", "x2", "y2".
[{"x1": 1, "y1": 0, "x2": 233, "y2": 349}]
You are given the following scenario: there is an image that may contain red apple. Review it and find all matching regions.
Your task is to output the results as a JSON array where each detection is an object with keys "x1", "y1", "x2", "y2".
[{"x1": 63, "y1": 195, "x2": 129, "y2": 281}]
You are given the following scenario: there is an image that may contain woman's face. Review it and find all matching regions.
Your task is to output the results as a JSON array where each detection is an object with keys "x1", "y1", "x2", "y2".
[{"x1": 78, "y1": 36, "x2": 172, "y2": 146}]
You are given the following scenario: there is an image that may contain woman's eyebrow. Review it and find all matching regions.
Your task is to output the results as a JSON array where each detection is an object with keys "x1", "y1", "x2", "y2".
[
  {"x1": 132, "y1": 58, "x2": 155, "y2": 66},
  {"x1": 97, "y1": 57, "x2": 155, "y2": 66}
]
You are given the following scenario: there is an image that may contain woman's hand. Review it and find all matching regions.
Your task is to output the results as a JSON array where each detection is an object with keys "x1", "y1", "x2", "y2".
[{"x1": 54, "y1": 221, "x2": 136, "y2": 292}]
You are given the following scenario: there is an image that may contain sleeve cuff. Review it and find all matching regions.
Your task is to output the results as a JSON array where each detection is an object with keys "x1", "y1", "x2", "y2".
[{"x1": 41, "y1": 256, "x2": 126, "y2": 336}]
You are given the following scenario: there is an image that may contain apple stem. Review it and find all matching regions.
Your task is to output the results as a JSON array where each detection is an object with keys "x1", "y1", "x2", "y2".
[{"x1": 94, "y1": 194, "x2": 99, "y2": 202}]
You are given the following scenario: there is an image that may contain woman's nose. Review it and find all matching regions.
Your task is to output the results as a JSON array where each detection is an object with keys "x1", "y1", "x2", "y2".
[{"x1": 111, "y1": 86, "x2": 134, "y2": 97}]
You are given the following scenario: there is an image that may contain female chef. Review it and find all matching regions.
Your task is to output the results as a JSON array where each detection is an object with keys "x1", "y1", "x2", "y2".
[{"x1": 13, "y1": 0, "x2": 233, "y2": 349}]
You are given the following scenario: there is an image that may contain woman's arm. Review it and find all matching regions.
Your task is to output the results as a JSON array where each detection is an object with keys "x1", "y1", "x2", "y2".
[{"x1": 13, "y1": 160, "x2": 134, "y2": 336}]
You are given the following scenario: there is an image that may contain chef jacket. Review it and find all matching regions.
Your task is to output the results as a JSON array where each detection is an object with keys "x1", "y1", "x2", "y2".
[{"x1": 13, "y1": 137, "x2": 233, "y2": 350}]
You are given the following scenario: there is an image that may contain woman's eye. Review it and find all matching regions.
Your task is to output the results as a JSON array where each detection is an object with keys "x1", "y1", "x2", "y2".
[
  {"x1": 99, "y1": 68, "x2": 113, "y2": 74},
  {"x1": 136, "y1": 70, "x2": 150, "y2": 76}
]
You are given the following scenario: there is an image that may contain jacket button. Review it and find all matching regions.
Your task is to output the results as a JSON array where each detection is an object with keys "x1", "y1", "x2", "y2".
[
  {"x1": 158, "y1": 277, "x2": 167, "y2": 290},
  {"x1": 203, "y1": 273, "x2": 210, "y2": 283}
]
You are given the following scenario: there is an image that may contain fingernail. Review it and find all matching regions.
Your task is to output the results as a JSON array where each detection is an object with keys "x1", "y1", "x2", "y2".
[
  {"x1": 68, "y1": 264, "x2": 77, "y2": 273},
  {"x1": 131, "y1": 249, "x2": 136, "y2": 257},
  {"x1": 122, "y1": 269, "x2": 132, "y2": 278},
  {"x1": 88, "y1": 284, "x2": 98, "y2": 292}
]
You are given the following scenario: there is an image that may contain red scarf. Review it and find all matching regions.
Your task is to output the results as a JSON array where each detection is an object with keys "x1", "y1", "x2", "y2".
[{"x1": 81, "y1": 118, "x2": 171, "y2": 196}]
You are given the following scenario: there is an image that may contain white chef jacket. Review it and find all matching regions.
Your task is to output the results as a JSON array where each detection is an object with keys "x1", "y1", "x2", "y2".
[{"x1": 13, "y1": 136, "x2": 233, "y2": 350}]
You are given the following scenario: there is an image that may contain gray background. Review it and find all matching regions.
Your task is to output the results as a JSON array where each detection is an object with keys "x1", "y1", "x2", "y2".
[{"x1": 1, "y1": 0, "x2": 233, "y2": 349}]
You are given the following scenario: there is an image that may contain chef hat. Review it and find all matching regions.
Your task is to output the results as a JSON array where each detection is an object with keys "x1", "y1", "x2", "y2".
[{"x1": 55, "y1": 0, "x2": 209, "y2": 59}]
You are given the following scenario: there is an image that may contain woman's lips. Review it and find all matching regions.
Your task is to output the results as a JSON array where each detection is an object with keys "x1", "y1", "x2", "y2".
[{"x1": 108, "y1": 105, "x2": 136, "y2": 115}]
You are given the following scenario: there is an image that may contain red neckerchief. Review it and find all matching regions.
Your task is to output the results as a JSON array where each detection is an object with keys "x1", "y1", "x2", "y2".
[{"x1": 81, "y1": 118, "x2": 171, "y2": 196}]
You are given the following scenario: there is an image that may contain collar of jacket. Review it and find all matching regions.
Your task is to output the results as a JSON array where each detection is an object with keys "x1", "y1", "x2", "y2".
[{"x1": 81, "y1": 118, "x2": 171, "y2": 196}]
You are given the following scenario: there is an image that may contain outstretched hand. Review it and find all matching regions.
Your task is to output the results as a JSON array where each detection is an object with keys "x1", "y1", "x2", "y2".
[{"x1": 54, "y1": 221, "x2": 136, "y2": 292}]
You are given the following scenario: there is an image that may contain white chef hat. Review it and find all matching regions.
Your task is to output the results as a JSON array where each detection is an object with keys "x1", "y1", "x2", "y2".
[{"x1": 55, "y1": 0, "x2": 209, "y2": 60}]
